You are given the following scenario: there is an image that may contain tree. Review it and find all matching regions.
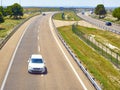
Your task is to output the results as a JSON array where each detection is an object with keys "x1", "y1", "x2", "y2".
[
  {"x1": 95, "y1": 4, "x2": 106, "y2": 18},
  {"x1": 0, "y1": 12, "x2": 4, "y2": 23},
  {"x1": 0, "y1": 6, "x2": 5, "y2": 16},
  {"x1": 112, "y1": 7, "x2": 120, "y2": 20},
  {"x1": 11, "y1": 3, "x2": 23, "y2": 19},
  {"x1": 62, "y1": 13, "x2": 65, "y2": 19},
  {"x1": 6, "y1": 6, "x2": 13, "y2": 17}
]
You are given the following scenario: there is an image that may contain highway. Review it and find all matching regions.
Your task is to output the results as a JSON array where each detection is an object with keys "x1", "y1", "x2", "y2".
[
  {"x1": 1, "y1": 13, "x2": 95, "y2": 90},
  {"x1": 77, "y1": 13, "x2": 120, "y2": 34}
]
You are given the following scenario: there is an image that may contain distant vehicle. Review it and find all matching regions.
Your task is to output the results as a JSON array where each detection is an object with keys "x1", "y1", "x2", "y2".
[
  {"x1": 81, "y1": 12, "x2": 84, "y2": 15},
  {"x1": 28, "y1": 54, "x2": 46, "y2": 74},
  {"x1": 90, "y1": 10, "x2": 93, "y2": 14},
  {"x1": 42, "y1": 13, "x2": 46, "y2": 16},
  {"x1": 105, "y1": 21, "x2": 112, "y2": 26}
]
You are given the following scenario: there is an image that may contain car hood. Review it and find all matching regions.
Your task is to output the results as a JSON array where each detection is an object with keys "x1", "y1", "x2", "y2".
[{"x1": 29, "y1": 63, "x2": 45, "y2": 68}]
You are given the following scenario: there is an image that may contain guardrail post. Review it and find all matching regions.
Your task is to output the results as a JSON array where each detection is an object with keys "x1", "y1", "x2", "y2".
[{"x1": 51, "y1": 13, "x2": 102, "y2": 90}]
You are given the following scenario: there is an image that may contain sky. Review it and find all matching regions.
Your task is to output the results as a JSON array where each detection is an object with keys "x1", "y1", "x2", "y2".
[{"x1": 1, "y1": 0, "x2": 120, "y2": 7}]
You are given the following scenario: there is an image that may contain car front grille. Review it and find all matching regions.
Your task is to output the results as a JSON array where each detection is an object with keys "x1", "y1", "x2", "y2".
[{"x1": 33, "y1": 68, "x2": 42, "y2": 71}]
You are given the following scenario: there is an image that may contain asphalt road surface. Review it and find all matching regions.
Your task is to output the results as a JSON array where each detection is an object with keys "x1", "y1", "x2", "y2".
[
  {"x1": 77, "y1": 13, "x2": 120, "y2": 34},
  {"x1": 1, "y1": 13, "x2": 95, "y2": 90}
]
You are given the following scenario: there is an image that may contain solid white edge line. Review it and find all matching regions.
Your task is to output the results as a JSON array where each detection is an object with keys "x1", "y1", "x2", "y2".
[
  {"x1": 49, "y1": 16, "x2": 88, "y2": 90},
  {"x1": 0, "y1": 22, "x2": 33, "y2": 90}
]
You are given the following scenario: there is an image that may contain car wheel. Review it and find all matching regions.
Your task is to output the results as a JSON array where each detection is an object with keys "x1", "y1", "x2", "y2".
[{"x1": 43, "y1": 67, "x2": 47, "y2": 74}]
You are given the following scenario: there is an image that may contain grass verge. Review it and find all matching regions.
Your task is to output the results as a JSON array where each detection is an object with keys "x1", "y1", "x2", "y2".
[
  {"x1": 58, "y1": 26, "x2": 120, "y2": 90},
  {"x1": 73, "y1": 25, "x2": 120, "y2": 54},
  {"x1": 53, "y1": 11, "x2": 81, "y2": 21},
  {"x1": 0, "y1": 18, "x2": 24, "y2": 38},
  {"x1": 72, "y1": 25, "x2": 120, "y2": 68},
  {"x1": 0, "y1": 12, "x2": 40, "y2": 39}
]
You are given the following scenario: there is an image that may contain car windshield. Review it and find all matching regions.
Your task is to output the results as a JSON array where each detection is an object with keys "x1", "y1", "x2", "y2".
[{"x1": 31, "y1": 59, "x2": 43, "y2": 63}]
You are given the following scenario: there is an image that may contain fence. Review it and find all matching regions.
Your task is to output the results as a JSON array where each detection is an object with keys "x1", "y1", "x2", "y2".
[
  {"x1": 51, "y1": 15, "x2": 102, "y2": 90},
  {"x1": 72, "y1": 25, "x2": 120, "y2": 68}
]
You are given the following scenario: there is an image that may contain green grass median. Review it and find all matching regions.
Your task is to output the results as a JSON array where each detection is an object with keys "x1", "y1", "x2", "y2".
[
  {"x1": 53, "y1": 11, "x2": 81, "y2": 21},
  {"x1": 58, "y1": 26, "x2": 120, "y2": 90}
]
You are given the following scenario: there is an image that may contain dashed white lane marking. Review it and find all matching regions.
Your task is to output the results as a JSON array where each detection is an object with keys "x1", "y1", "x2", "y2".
[
  {"x1": 49, "y1": 16, "x2": 88, "y2": 90},
  {"x1": 37, "y1": 35, "x2": 40, "y2": 53},
  {"x1": 0, "y1": 21, "x2": 33, "y2": 90}
]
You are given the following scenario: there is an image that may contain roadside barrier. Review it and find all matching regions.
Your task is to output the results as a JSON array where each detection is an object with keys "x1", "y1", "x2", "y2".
[
  {"x1": 72, "y1": 25, "x2": 120, "y2": 68},
  {"x1": 77, "y1": 13, "x2": 120, "y2": 35},
  {"x1": 0, "y1": 13, "x2": 40, "y2": 49},
  {"x1": 51, "y1": 14, "x2": 102, "y2": 90}
]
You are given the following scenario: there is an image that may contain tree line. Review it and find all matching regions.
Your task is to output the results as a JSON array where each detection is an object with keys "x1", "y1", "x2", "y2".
[
  {"x1": 94, "y1": 4, "x2": 120, "y2": 21},
  {"x1": 0, "y1": 3, "x2": 23, "y2": 23}
]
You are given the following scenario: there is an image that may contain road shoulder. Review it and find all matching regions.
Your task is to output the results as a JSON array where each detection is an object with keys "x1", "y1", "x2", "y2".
[{"x1": 0, "y1": 15, "x2": 40, "y2": 86}]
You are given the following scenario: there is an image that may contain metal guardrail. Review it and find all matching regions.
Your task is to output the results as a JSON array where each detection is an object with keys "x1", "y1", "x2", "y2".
[
  {"x1": 0, "y1": 14, "x2": 40, "y2": 49},
  {"x1": 77, "y1": 13, "x2": 120, "y2": 35},
  {"x1": 72, "y1": 25, "x2": 120, "y2": 68},
  {"x1": 51, "y1": 14, "x2": 102, "y2": 90}
]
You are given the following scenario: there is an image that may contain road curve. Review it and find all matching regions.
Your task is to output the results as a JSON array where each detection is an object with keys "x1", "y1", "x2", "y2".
[
  {"x1": 1, "y1": 13, "x2": 95, "y2": 90},
  {"x1": 77, "y1": 13, "x2": 120, "y2": 34}
]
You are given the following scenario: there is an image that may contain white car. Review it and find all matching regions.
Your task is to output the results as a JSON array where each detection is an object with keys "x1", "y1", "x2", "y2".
[{"x1": 28, "y1": 54, "x2": 46, "y2": 74}]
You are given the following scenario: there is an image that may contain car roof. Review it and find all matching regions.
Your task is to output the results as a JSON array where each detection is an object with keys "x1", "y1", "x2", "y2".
[
  {"x1": 31, "y1": 54, "x2": 42, "y2": 59},
  {"x1": 106, "y1": 21, "x2": 111, "y2": 23}
]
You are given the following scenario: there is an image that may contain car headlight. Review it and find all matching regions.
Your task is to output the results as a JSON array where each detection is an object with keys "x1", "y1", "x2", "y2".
[
  {"x1": 43, "y1": 66, "x2": 46, "y2": 70},
  {"x1": 29, "y1": 66, "x2": 33, "y2": 70}
]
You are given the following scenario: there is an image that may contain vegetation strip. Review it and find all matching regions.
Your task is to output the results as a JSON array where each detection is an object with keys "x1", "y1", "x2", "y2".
[
  {"x1": 52, "y1": 23, "x2": 101, "y2": 90},
  {"x1": 53, "y1": 11, "x2": 81, "y2": 21},
  {"x1": 0, "y1": 3, "x2": 41, "y2": 49},
  {"x1": 72, "y1": 25, "x2": 120, "y2": 68},
  {"x1": 57, "y1": 25, "x2": 120, "y2": 90}
]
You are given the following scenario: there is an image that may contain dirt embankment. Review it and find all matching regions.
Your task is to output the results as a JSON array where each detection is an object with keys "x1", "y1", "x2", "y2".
[{"x1": 53, "y1": 19, "x2": 100, "y2": 29}]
